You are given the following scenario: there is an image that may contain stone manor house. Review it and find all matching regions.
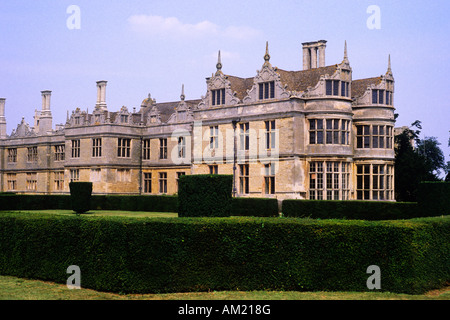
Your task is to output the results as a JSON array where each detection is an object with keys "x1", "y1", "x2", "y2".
[{"x1": 0, "y1": 40, "x2": 396, "y2": 201}]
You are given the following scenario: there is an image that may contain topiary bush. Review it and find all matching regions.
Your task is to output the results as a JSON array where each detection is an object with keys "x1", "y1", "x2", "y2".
[
  {"x1": 69, "y1": 182, "x2": 93, "y2": 214},
  {"x1": 178, "y1": 174, "x2": 233, "y2": 217}
]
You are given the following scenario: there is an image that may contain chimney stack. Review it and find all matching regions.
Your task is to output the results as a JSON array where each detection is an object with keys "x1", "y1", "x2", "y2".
[
  {"x1": 96, "y1": 80, "x2": 107, "y2": 111},
  {"x1": 302, "y1": 40, "x2": 327, "y2": 70},
  {"x1": 37, "y1": 90, "x2": 53, "y2": 134},
  {"x1": 0, "y1": 98, "x2": 6, "y2": 138}
]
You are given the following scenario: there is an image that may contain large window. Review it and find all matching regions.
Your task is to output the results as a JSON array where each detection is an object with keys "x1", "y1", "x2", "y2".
[
  {"x1": 372, "y1": 89, "x2": 393, "y2": 105},
  {"x1": 159, "y1": 172, "x2": 167, "y2": 194},
  {"x1": 209, "y1": 126, "x2": 219, "y2": 149},
  {"x1": 27, "y1": 146, "x2": 38, "y2": 162},
  {"x1": 309, "y1": 161, "x2": 350, "y2": 200},
  {"x1": 309, "y1": 119, "x2": 350, "y2": 145},
  {"x1": 70, "y1": 169, "x2": 80, "y2": 182},
  {"x1": 92, "y1": 138, "x2": 102, "y2": 158},
  {"x1": 144, "y1": 173, "x2": 152, "y2": 193},
  {"x1": 265, "y1": 120, "x2": 276, "y2": 150},
  {"x1": 178, "y1": 137, "x2": 186, "y2": 159},
  {"x1": 239, "y1": 122, "x2": 250, "y2": 151},
  {"x1": 325, "y1": 80, "x2": 350, "y2": 97},
  {"x1": 7, "y1": 148, "x2": 17, "y2": 163},
  {"x1": 239, "y1": 164, "x2": 249, "y2": 194},
  {"x1": 143, "y1": 139, "x2": 151, "y2": 160},
  {"x1": 159, "y1": 138, "x2": 167, "y2": 159},
  {"x1": 7, "y1": 173, "x2": 17, "y2": 191},
  {"x1": 54, "y1": 171, "x2": 65, "y2": 191},
  {"x1": 26, "y1": 172, "x2": 37, "y2": 191},
  {"x1": 264, "y1": 163, "x2": 275, "y2": 195},
  {"x1": 54, "y1": 145, "x2": 65, "y2": 161},
  {"x1": 71, "y1": 140, "x2": 80, "y2": 158},
  {"x1": 117, "y1": 138, "x2": 131, "y2": 158},
  {"x1": 356, "y1": 164, "x2": 394, "y2": 200},
  {"x1": 212, "y1": 88, "x2": 225, "y2": 106},
  {"x1": 259, "y1": 81, "x2": 275, "y2": 100},
  {"x1": 356, "y1": 125, "x2": 393, "y2": 149}
]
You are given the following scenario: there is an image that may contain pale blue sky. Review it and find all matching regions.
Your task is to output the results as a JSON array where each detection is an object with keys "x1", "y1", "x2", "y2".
[{"x1": 0, "y1": 0, "x2": 449, "y2": 161}]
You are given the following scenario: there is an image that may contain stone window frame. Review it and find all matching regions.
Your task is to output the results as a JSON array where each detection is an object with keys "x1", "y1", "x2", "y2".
[
  {"x1": 209, "y1": 165, "x2": 218, "y2": 175},
  {"x1": 264, "y1": 163, "x2": 275, "y2": 195},
  {"x1": 27, "y1": 146, "x2": 38, "y2": 163},
  {"x1": 92, "y1": 138, "x2": 102, "y2": 158},
  {"x1": 70, "y1": 169, "x2": 80, "y2": 182},
  {"x1": 325, "y1": 80, "x2": 350, "y2": 98},
  {"x1": 159, "y1": 172, "x2": 167, "y2": 194},
  {"x1": 117, "y1": 138, "x2": 131, "y2": 158},
  {"x1": 54, "y1": 145, "x2": 65, "y2": 162},
  {"x1": 6, "y1": 173, "x2": 17, "y2": 191},
  {"x1": 239, "y1": 122, "x2": 250, "y2": 151},
  {"x1": 71, "y1": 140, "x2": 81, "y2": 158},
  {"x1": 54, "y1": 171, "x2": 65, "y2": 191},
  {"x1": 7, "y1": 148, "x2": 17, "y2": 163},
  {"x1": 309, "y1": 161, "x2": 351, "y2": 201},
  {"x1": 143, "y1": 172, "x2": 152, "y2": 194},
  {"x1": 258, "y1": 81, "x2": 275, "y2": 100},
  {"x1": 142, "y1": 139, "x2": 151, "y2": 160},
  {"x1": 209, "y1": 126, "x2": 219, "y2": 150},
  {"x1": 309, "y1": 118, "x2": 350, "y2": 145},
  {"x1": 239, "y1": 163, "x2": 250, "y2": 194},
  {"x1": 356, "y1": 124, "x2": 394, "y2": 149},
  {"x1": 159, "y1": 138, "x2": 167, "y2": 160},
  {"x1": 178, "y1": 136, "x2": 186, "y2": 159},
  {"x1": 26, "y1": 172, "x2": 37, "y2": 191},
  {"x1": 211, "y1": 88, "x2": 225, "y2": 106},
  {"x1": 265, "y1": 120, "x2": 276, "y2": 150},
  {"x1": 356, "y1": 163, "x2": 394, "y2": 201}
]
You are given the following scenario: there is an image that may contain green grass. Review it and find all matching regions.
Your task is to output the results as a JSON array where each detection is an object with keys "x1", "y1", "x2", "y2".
[{"x1": 0, "y1": 275, "x2": 448, "y2": 300}]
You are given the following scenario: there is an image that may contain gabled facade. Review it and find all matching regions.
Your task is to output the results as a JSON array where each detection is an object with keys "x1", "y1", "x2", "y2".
[{"x1": 0, "y1": 40, "x2": 396, "y2": 201}]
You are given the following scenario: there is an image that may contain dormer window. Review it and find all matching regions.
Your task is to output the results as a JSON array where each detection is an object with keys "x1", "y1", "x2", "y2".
[
  {"x1": 259, "y1": 81, "x2": 275, "y2": 100},
  {"x1": 211, "y1": 88, "x2": 225, "y2": 106},
  {"x1": 372, "y1": 89, "x2": 393, "y2": 105},
  {"x1": 120, "y1": 114, "x2": 129, "y2": 123},
  {"x1": 325, "y1": 80, "x2": 350, "y2": 97}
]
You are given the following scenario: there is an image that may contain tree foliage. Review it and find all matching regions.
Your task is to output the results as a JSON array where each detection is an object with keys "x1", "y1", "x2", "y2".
[{"x1": 394, "y1": 121, "x2": 446, "y2": 202}]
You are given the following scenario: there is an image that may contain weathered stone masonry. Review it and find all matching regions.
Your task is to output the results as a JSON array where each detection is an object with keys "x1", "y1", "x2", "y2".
[{"x1": 0, "y1": 40, "x2": 396, "y2": 201}]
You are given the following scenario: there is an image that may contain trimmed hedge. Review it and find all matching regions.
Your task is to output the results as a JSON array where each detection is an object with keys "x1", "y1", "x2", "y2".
[
  {"x1": 232, "y1": 197, "x2": 279, "y2": 217},
  {"x1": 417, "y1": 182, "x2": 450, "y2": 216},
  {"x1": 282, "y1": 200, "x2": 421, "y2": 220},
  {"x1": 0, "y1": 194, "x2": 178, "y2": 213},
  {"x1": 0, "y1": 213, "x2": 448, "y2": 294},
  {"x1": 178, "y1": 174, "x2": 233, "y2": 217},
  {"x1": 69, "y1": 182, "x2": 93, "y2": 214}
]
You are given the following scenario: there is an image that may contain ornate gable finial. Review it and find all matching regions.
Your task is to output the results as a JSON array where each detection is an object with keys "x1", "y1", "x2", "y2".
[
  {"x1": 215, "y1": 50, "x2": 223, "y2": 75},
  {"x1": 263, "y1": 41, "x2": 271, "y2": 66},
  {"x1": 344, "y1": 40, "x2": 348, "y2": 60},
  {"x1": 180, "y1": 84, "x2": 185, "y2": 101},
  {"x1": 387, "y1": 54, "x2": 392, "y2": 73}
]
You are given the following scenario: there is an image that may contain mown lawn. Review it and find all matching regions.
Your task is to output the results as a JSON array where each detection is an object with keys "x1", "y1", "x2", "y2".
[{"x1": 0, "y1": 275, "x2": 448, "y2": 300}]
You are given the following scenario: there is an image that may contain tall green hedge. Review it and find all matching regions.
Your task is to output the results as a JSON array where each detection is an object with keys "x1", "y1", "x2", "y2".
[
  {"x1": 178, "y1": 174, "x2": 233, "y2": 217},
  {"x1": 69, "y1": 182, "x2": 93, "y2": 214},
  {"x1": 232, "y1": 197, "x2": 279, "y2": 217},
  {"x1": 417, "y1": 182, "x2": 450, "y2": 216},
  {"x1": 0, "y1": 213, "x2": 448, "y2": 294},
  {"x1": 0, "y1": 194, "x2": 178, "y2": 213},
  {"x1": 282, "y1": 200, "x2": 421, "y2": 220}
]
